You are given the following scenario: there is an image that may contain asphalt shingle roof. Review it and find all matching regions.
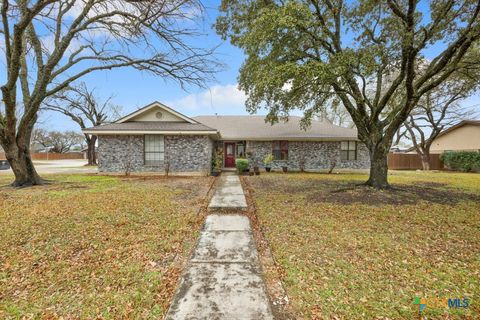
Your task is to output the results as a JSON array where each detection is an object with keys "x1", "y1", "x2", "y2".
[
  {"x1": 193, "y1": 115, "x2": 358, "y2": 140},
  {"x1": 84, "y1": 115, "x2": 358, "y2": 140}
]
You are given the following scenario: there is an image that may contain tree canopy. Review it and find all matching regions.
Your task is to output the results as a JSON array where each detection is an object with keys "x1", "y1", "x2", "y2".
[{"x1": 217, "y1": 0, "x2": 480, "y2": 188}]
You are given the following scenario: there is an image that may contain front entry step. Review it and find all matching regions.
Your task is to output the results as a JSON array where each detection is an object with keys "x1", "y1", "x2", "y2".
[{"x1": 208, "y1": 175, "x2": 247, "y2": 210}]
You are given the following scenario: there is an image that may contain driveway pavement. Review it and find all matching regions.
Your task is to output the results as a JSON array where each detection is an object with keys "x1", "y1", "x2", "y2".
[{"x1": 0, "y1": 159, "x2": 97, "y2": 175}]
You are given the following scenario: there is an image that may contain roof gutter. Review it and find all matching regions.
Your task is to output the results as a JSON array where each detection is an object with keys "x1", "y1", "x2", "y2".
[
  {"x1": 218, "y1": 137, "x2": 360, "y2": 141},
  {"x1": 82, "y1": 130, "x2": 219, "y2": 136},
  {"x1": 81, "y1": 130, "x2": 357, "y2": 141}
]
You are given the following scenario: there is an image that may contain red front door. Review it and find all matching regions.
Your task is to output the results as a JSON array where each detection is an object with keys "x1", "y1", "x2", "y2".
[{"x1": 224, "y1": 142, "x2": 236, "y2": 168}]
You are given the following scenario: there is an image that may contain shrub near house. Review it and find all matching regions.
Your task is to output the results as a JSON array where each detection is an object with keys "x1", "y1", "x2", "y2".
[
  {"x1": 440, "y1": 151, "x2": 480, "y2": 172},
  {"x1": 235, "y1": 159, "x2": 249, "y2": 173}
]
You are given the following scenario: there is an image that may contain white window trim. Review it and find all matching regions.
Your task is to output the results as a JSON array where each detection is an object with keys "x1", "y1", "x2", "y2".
[{"x1": 144, "y1": 135, "x2": 165, "y2": 166}]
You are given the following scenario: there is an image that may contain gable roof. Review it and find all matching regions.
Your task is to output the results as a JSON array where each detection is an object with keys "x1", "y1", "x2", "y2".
[
  {"x1": 436, "y1": 120, "x2": 480, "y2": 138},
  {"x1": 193, "y1": 115, "x2": 358, "y2": 141},
  {"x1": 83, "y1": 101, "x2": 218, "y2": 135},
  {"x1": 115, "y1": 101, "x2": 199, "y2": 124}
]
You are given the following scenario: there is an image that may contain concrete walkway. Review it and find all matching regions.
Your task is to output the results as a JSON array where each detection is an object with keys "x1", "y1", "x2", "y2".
[
  {"x1": 208, "y1": 175, "x2": 247, "y2": 210},
  {"x1": 165, "y1": 215, "x2": 273, "y2": 320}
]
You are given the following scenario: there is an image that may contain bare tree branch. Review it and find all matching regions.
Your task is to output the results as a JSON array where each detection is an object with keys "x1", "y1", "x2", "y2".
[
  {"x1": 397, "y1": 74, "x2": 479, "y2": 169},
  {"x1": 0, "y1": 0, "x2": 220, "y2": 186}
]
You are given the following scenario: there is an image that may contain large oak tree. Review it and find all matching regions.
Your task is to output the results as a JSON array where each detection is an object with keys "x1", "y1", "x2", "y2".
[
  {"x1": 217, "y1": 0, "x2": 480, "y2": 188},
  {"x1": 1, "y1": 0, "x2": 217, "y2": 186}
]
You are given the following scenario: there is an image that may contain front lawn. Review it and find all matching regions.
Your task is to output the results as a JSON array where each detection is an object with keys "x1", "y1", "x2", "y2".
[
  {"x1": 0, "y1": 174, "x2": 211, "y2": 319},
  {"x1": 246, "y1": 171, "x2": 480, "y2": 319}
]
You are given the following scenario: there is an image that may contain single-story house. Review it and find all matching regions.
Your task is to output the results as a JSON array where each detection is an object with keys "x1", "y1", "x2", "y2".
[
  {"x1": 83, "y1": 102, "x2": 370, "y2": 174},
  {"x1": 430, "y1": 120, "x2": 480, "y2": 154}
]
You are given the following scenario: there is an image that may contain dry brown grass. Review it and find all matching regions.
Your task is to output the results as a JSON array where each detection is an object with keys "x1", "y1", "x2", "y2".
[
  {"x1": 0, "y1": 174, "x2": 212, "y2": 319},
  {"x1": 247, "y1": 171, "x2": 480, "y2": 319}
]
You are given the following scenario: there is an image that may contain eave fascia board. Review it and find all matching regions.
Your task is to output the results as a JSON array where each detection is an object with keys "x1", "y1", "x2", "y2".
[
  {"x1": 82, "y1": 130, "x2": 219, "y2": 135},
  {"x1": 217, "y1": 137, "x2": 360, "y2": 141}
]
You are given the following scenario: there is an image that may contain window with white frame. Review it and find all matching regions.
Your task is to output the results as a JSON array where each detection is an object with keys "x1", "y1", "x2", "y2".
[
  {"x1": 144, "y1": 135, "x2": 164, "y2": 166},
  {"x1": 340, "y1": 141, "x2": 357, "y2": 160}
]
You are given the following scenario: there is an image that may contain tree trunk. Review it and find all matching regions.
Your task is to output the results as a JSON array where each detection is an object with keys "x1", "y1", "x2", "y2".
[
  {"x1": 420, "y1": 153, "x2": 430, "y2": 170},
  {"x1": 365, "y1": 143, "x2": 390, "y2": 189},
  {"x1": 4, "y1": 144, "x2": 43, "y2": 187},
  {"x1": 0, "y1": 104, "x2": 44, "y2": 187},
  {"x1": 419, "y1": 144, "x2": 432, "y2": 171},
  {"x1": 86, "y1": 135, "x2": 97, "y2": 166}
]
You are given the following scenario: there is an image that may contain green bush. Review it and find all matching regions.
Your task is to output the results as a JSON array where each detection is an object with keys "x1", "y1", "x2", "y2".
[
  {"x1": 440, "y1": 151, "x2": 480, "y2": 172},
  {"x1": 235, "y1": 158, "x2": 249, "y2": 172}
]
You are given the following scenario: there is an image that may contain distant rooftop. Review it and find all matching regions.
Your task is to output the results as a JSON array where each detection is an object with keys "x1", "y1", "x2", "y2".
[{"x1": 437, "y1": 120, "x2": 480, "y2": 138}]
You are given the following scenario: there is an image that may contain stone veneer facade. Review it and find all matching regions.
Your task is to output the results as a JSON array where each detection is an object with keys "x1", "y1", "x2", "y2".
[
  {"x1": 98, "y1": 135, "x2": 213, "y2": 173},
  {"x1": 98, "y1": 136, "x2": 369, "y2": 174},
  {"x1": 244, "y1": 140, "x2": 370, "y2": 170}
]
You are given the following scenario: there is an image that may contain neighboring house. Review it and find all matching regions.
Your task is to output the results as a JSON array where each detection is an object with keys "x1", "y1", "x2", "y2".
[
  {"x1": 430, "y1": 120, "x2": 480, "y2": 154},
  {"x1": 83, "y1": 102, "x2": 370, "y2": 174}
]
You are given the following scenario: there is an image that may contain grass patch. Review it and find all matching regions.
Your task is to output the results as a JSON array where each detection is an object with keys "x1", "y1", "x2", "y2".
[
  {"x1": 247, "y1": 171, "x2": 480, "y2": 319},
  {"x1": 0, "y1": 174, "x2": 211, "y2": 319}
]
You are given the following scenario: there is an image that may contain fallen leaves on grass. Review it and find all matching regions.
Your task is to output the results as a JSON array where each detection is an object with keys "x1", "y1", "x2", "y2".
[
  {"x1": 0, "y1": 174, "x2": 210, "y2": 319},
  {"x1": 248, "y1": 172, "x2": 480, "y2": 319},
  {"x1": 307, "y1": 183, "x2": 480, "y2": 205}
]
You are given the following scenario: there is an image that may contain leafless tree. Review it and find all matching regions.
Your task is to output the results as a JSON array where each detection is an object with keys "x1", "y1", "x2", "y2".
[
  {"x1": 0, "y1": 0, "x2": 218, "y2": 186},
  {"x1": 399, "y1": 77, "x2": 479, "y2": 170},
  {"x1": 31, "y1": 128, "x2": 49, "y2": 151},
  {"x1": 43, "y1": 82, "x2": 121, "y2": 165},
  {"x1": 32, "y1": 128, "x2": 84, "y2": 153},
  {"x1": 317, "y1": 98, "x2": 353, "y2": 128}
]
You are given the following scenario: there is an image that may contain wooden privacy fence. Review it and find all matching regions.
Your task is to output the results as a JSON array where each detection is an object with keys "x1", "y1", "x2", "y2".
[
  {"x1": 388, "y1": 153, "x2": 444, "y2": 170},
  {"x1": 0, "y1": 152, "x2": 84, "y2": 161}
]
